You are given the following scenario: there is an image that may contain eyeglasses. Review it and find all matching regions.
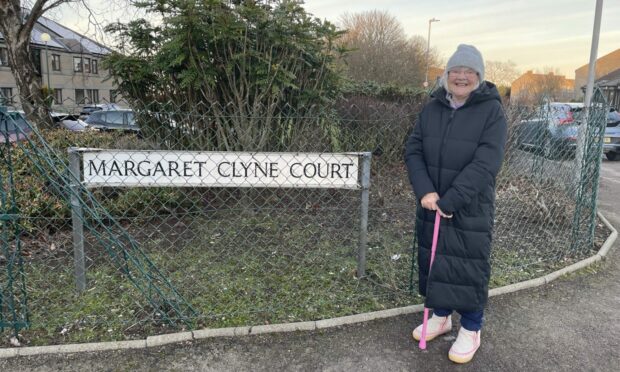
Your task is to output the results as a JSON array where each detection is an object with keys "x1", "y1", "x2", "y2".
[{"x1": 448, "y1": 68, "x2": 478, "y2": 77}]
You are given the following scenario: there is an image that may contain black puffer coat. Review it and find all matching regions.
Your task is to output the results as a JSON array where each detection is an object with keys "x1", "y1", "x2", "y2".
[{"x1": 404, "y1": 81, "x2": 507, "y2": 312}]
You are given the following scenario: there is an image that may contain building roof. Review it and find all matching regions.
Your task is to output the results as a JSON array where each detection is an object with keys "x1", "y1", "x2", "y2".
[
  {"x1": 575, "y1": 48, "x2": 620, "y2": 74},
  {"x1": 0, "y1": 15, "x2": 111, "y2": 56},
  {"x1": 596, "y1": 68, "x2": 620, "y2": 87},
  {"x1": 511, "y1": 70, "x2": 573, "y2": 88}
]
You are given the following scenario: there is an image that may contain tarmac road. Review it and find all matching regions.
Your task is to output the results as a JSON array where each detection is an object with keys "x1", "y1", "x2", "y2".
[{"x1": 3, "y1": 159, "x2": 620, "y2": 372}]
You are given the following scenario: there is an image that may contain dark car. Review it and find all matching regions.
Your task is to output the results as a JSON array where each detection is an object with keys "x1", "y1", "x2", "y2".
[
  {"x1": 84, "y1": 110, "x2": 139, "y2": 133},
  {"x1": 603, "y1": 108, "x2": 620, "y2": 161},
  {"x1": 78, "y1": 103, "x2": 124, "y2": 120},
  {"x1": 0, "y1": 110, "x2": 33, "y2": 144},
  {"x1": 516, "y1": 102, "x2": 584, "y2": 159}
]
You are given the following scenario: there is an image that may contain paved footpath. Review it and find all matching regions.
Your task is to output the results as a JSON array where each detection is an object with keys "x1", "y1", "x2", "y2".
[{"x1": 3, "y1": 160, "x2": 620, "y2": 372}]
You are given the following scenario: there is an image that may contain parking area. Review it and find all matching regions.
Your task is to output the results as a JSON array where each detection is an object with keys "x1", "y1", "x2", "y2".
[{"x1": 601, "y1": 156, "x2": 620, "y2": 186}]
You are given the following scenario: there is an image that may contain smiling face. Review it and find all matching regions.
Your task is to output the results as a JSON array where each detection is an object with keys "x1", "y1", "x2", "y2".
[{"x1": 447, "y1": 67, "x2": 480, "y2": 102}]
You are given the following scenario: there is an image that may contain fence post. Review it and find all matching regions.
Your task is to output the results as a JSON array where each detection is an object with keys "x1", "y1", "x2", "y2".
[
  {"x1": 357, "y1": 152, "x2": 372, "y2": 279},
  {"x1": 68, "y1": 147, "x2": 86, "y2": 293}
]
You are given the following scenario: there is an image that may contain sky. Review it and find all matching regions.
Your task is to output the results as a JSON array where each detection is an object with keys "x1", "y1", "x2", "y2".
[
  {"x1": 302, "y1": 0, "x2": 620, "y2": 77},
  {"x1": 54, "y1": 0, "x2": 620, "y2": 79}
]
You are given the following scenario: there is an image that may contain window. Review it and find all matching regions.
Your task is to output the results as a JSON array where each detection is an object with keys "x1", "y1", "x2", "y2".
[
  {"x1": 87, "y1": 89, "x2": 99, "y2": 103},
  {"x1": 106, "y1": 111, "x2": 124, "y2": 124},
  {"x1": 31, "y1": 48, "x2": 41, "y2": 75},
  {"x1": 73, "y1": 56, "x2": 98, "y2": 74},
  {"x1": 75, "y1": 89, "x2": 85, "y2": 104},
  {"x1": 126, "y1": 111, "x2": 135, "y2": 126},
  {"x1": 75, "y1": 89, "x2": 99, "y2": 104},
  {"x1": 0, "y1": 87, "x2": 14, "y2": 104},
  {"x1": 83, "y1": 57, "x2": 91, "y2": 73},
  {"x1": 109, "y1": 90, "x2": 117, "y2": 103},
  {"x1": 51, "y1": 54, "x2": 61, "y2": 71},
  {"x1": 73, "y1": 57, "x2": 82, "y2": 72},
  {"x1": 53, "y1": 89, "x2": 62, "y2": 105},
  {"x1": 0, "y1": 48, "x2": 9, "y2": 66}
]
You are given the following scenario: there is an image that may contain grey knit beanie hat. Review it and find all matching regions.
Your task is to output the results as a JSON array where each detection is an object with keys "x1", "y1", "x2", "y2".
[{"x1": 445, "y1": 44, "x2": 485, "y2": 82}]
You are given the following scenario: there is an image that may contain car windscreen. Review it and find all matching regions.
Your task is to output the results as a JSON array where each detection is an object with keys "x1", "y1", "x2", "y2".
[
  {"x1": 608, "y1": 109, "x2": 620, "y2": 126},
  {"x1": 106, "y1": 111, "x2": 124, "y2": 124},
  {"x1": 126, "y1": 112, "x2": 135, "y2": 125},
  {"x1": 81, "y1": 106, "x2": 102, "y2": 115},
  {"x1": 1, "y1": 113, "x2": 31, "y2": 134},
  {"x1": 549, "y1": 105, "x2": 583, "y2": 125},
  {"x1": 84, "y1": 112, "x2": 102, "y2": 123}
]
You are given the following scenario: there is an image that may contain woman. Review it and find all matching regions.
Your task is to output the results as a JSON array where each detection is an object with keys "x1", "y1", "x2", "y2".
[{"x1": 404, "y1": 44, "x2": 507, "y2": 364}]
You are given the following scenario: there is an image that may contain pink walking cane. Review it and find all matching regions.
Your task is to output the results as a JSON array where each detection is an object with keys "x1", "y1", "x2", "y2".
[{"x1": 419, "y1": 211, "x2": 441, "y2": 350}]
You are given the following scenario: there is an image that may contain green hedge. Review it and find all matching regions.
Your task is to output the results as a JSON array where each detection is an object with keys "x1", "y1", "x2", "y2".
[{"x1": 3, "y1": 129, "x2": 192, "y2": 233}]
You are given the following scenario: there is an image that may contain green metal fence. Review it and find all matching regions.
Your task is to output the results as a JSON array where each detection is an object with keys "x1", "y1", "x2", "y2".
[
  {"x1": 0, "y1": 108, "x2": 29, "y2": 338},
  {"x1": 0, "y1": 88, "x2": 610, "y2": 346}
]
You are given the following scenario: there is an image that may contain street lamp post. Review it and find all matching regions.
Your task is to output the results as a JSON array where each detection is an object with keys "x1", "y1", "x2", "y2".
[
  {"x1": 40, "y1": 32, "x2": 52, "y2": 95},
  {"x1": 424, "y1": 18, "x2": 440, "y2": 88}
]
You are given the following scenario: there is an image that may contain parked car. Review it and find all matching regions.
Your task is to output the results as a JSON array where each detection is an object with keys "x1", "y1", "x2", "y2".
[
  {"x1": 603, "y1": 108, "x2": 620, "y2": 161},
  {"x1": 84, "y1": 110, "x2": 139, "y2": 133},
  {"x1": 50, "y1": 112, "x2": 90, "y2": 131},
  {"x1": 79, "y1": 103, "x2": 125, "y2": 120},
  {"x1": 0, "y1": 110, "x2": 33, "y2": 143},
  {"x1": 516, "y1": 102, "x2": 584, "y2": 159}
]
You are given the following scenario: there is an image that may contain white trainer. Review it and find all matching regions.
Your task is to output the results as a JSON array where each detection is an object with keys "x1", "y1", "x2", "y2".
[
  {"x1": 448, "y1": 327, "x2": 481, "y2": 364},
  {"x1": 412, "y1": 314, "x2": 452, "y2": 342}
]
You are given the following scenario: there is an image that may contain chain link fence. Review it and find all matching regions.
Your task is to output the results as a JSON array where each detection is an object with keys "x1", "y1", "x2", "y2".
[{"x1": 0, "y1": 89, "x2": 610, "y2": 346}]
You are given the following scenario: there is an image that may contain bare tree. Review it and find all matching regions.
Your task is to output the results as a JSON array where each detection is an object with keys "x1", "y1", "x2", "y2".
[
  {"x1": 485, "y1": 60, "x2": 520, "y2": 87},
  {"x1": 537, "y1": 72, "x2": 572, "y2": 102},
  {"x1": 0, "y1": 1, "x2": 79, "y2": 128},
  {"x1": 337, "y1": 10, "x2": 437, "y2": 87},
  {"x1": 512, "y1": 68, "x2": 574, "y2": 104},
  {"x1": 406, "y1": 35, "x2": 431, "y2": 85}
]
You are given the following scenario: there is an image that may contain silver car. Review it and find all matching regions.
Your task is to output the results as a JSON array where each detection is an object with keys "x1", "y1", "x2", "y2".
[{"x1": 604, "y1": 108, "x2": 620, "y2": 161}]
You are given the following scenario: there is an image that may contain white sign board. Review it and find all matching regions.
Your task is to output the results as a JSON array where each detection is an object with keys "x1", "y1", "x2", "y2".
[{"x1": 82, "y1": 150, "x2": 360, "y2": 189}]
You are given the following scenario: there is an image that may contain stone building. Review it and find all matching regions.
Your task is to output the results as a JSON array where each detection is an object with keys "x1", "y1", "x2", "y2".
[{"x1": 0, "y1": 16, "x2": 117, "y2": 111}]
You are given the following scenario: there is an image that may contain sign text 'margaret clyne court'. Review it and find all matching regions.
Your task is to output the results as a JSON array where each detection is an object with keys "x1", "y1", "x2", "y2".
[{"x1": 82, "y1": 151, "x2": 360, "y2": 189}]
